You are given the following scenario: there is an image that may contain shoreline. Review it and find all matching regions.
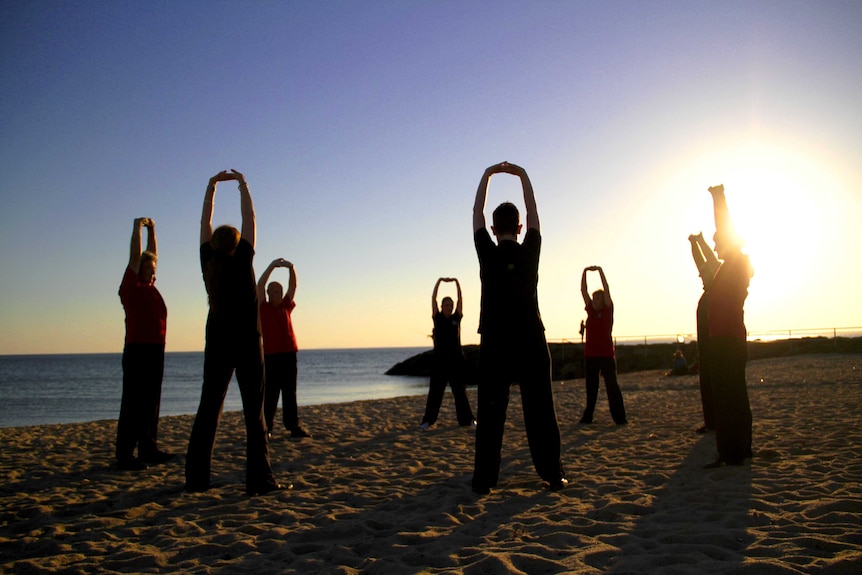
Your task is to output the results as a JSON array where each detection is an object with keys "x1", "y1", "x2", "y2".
[{"x1": 2, "y1": 353, "x2": 861, "y2": 573}]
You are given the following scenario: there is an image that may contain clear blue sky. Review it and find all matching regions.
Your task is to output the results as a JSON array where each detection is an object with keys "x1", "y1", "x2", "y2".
[{"x1": 2, "y1": 1, "x2": 861, "y2": 354}]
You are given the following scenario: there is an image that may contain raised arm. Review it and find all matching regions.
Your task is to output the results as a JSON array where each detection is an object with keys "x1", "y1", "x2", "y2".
[
  {"x1": 144, "y1": 218, "x2": 157, "y2": 257},
  {"x1": 689, "y1": 233, "x2": 707, "y2": 269},
  {"x1": 454, "y1": 278, "x2": 463, "y2": 316},
  {"x1": 506, "y1": 163, "x2": 539, "y2": 232},
  {"x1": 596, "y1": 266, "x2": 612, "y2": 307},
  {"x1": 257, "y1": 258, "x2": 281, "y2": 302},
  {"x1": 582, "y1": 266, "x2": 612, "y2": 307},
  {"x1": 689, "y1": 232, "x2": 720, "y2": 287},
  {"x1": 473, "y1": 168, "x2": 492, "y2": 233},
  {"x1": 708, "y1": 183, "x2": 745, "y2": 254},
  {"x1": 129, "y1": 218, "x2": 146, "y2": 274},
  {"x1": 432, "y1": 278, "x2": 443, "y2": 315},
  {"x1": 201, "y1": 170, "x2": 231, "y2": 245},
  {"x1": 285, "y1": 261, "x2": 297, "y2": 302},
  {"x1": 580, "y1": 268, "x2": 591, "y2": 306},
  {"x1": 708, "y1": 184, "x2": 730, "y2": 238},
  {"x1": 235, "y1": 170, "x2": 256, "y2": 249}
]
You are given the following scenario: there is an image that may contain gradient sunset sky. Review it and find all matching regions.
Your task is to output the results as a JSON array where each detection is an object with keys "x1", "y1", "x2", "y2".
[{"x1": 2, "y1": 1, "x2": 860, "y2": 354}]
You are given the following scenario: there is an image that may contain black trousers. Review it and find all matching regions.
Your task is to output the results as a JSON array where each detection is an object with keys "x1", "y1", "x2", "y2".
[
  {"x1": 422, "y1": 355, "x2": 475, "y2": 426},
  {"x1": 472, "y1": 335, "x2": 564, "y2": 490},
  {"x1": 186, "y1": 331, "x2": 275, "y2": 489},
  {"x1": 264, "y1": 351, "x2": 299, "y2": 432},
  {"x1": 582, "y1": 356, "x2": 628, "y2": 424},
  {"x1": 696, "y1": 292, "x2": 716, "y2": 429},
  {"x1": 708, "y1": 336, "x2": 752, "y2": 463},
  {"x1": 116, "y1": 343, "x2": 165, "y2": 461}
]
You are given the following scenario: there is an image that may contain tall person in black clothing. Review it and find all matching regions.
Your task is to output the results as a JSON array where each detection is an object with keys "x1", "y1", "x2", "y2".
[
  {"x1": 471, "y1": 161, "x2": 567, "y2": 495},
  {"x1": 689, "y1": 232, "x2": 720, "y2": 433},
  {"x1": 420, "y1": 277, "x2": 476, "y2": 429},
  {"x1": 185, "y1": 169, "x2": 283, "y2": 496},
  {"x1": 704, "y1": 184, "x2": 753, "y2": 467}
]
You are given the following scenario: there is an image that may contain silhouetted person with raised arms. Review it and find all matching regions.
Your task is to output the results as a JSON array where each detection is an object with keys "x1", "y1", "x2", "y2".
[
  {"x1": 117, "y1": 217, "x2": 173, "y2": 470},
  {"x1": 703, "y1": 184, "x2": 754, "y2": 468},
  {"x1": 689, "y1": 231, "x2": 720, "y2": 433},
  {"x1": 185, "y1": 169, "x2": 283, "y2": 495},
  {"x1": 471, "y1": 161, "x2": 566, "y2": 495},
  {"x1": 258, "y1": 258, "x2": 311, "y2": 439},
  {"x1": 579, "y1": 266, "x2": 628, "y2": 425},
  {"x1": 420, "y1": 277, "x2": 476, "y2": 430}
]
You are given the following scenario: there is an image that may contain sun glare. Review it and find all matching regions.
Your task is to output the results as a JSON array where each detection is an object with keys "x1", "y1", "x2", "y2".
[{"x1": 667, "y1": 139, "x2": 847, "y2": 327}]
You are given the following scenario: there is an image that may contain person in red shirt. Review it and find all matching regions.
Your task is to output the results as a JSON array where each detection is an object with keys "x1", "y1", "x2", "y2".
[
  {"x1": 117, "y1": 217, "x2": 172, "y2": 470},
  {"x1": 258, "y1": 258, "x2": 311, "y2": 439},
  {"x1": 704, "y1": 184, "x2": 753, "y2": 468},
  {"x1": 579, "y1": 266, "x2": 628, "y2": 425}
]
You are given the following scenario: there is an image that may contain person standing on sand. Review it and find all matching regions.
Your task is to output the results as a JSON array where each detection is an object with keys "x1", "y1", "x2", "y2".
[
  {"x1": 704, "y1": 184, "x2": 753, "y2": 468},
  {"x1": 117, "y1": 217, "x2": 173, "y2": 471},
  {"x1": 420, "y1": 277, "x2": 476, "y2": 430},
  {"x1": 258, "y1": 258, "x2": 311, "y2": 439},
  {"x1": 579, "y1": 266, "x2": 628, "y2": 425},
  {"x1": 689, "y1": 231, "x2": 720, "y2": 433},
  {"x1": 185, "y1": 169, "x2": 284, "y2": 496},
  {"x1": 471, "y1": 161, "x2": 567, "y2": 495}
]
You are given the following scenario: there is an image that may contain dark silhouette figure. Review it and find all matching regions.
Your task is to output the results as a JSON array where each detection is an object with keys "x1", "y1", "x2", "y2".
[
  {"x1": 420, "y1": 277, "x2": 476, "y2": 429},
  {"x1": 668, "y1": 349, "x2": 690, "y2": 376},
  {"x1": 258, "y1": 258, "x2": 311, "y2": 439},
  {"x1": 185, "y1": 170, "x2": 283, "y2": 495},
  {"x1": 117, "y1": 217, "x2": 173, "y2": 470},
  {"x1": 471, "y1": 161, "x2": 566, "y2": 495},
  {"x1": 579, "y1": 266, "x2": 628, "y2": 425},
  {"x1": 703, "y1": 184, "x2": 754, "y2": 468},
  {"x1": 689, "y1": 231, "x2": 720, "y2": 432}
]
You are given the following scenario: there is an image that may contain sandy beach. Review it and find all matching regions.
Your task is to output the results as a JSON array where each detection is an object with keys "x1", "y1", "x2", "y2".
[{"x1": 1, "y1": 353, "x2": 860, "y2": 574}]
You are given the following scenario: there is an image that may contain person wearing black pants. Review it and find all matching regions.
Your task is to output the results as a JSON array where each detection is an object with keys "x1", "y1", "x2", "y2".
[
  {"x1": 420, "y1": 277, "x2": 475, "y2": 429},
  {"x1": 185, "y1": 169, "x2": 283, "y2": 496},
  {"x1": 471, "y1": 161, "x2": 566, "y2": 495},
  {"x1": 117, "y1": 217, "x2": 172, "y2": 471},
  {"x1": 689, "y1": 232, "x2": 720, "y2": 433},
  {"x1": 703, "y1": 184, "x2": 753, "y2": 467},
  {"x1": 258, "y1": 258, "x2": 310, "y2": 439},
  {"x1": 580, "y1": 266, "x2": 627, "y2": 425}
]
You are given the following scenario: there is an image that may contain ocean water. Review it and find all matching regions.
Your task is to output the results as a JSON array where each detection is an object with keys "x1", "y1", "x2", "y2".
[{"x1": 0, "y1": 348, "x2": 429, "y2": 428}]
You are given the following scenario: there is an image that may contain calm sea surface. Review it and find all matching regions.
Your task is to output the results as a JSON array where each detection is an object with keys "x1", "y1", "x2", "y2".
[{"x1": 0, "y1": 348, "x2": 429, "y2": 428}]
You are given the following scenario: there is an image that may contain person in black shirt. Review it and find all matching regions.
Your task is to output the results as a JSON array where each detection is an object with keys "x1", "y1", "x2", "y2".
[
  {"x1": 185, "y1": 169, "x2": 283, "y2": 496},
  {"x1": 471, "y1": 161, "x2": 567, "y2": 495},
  {"x1": 420, "y1": 277, "x2": 476, "y2": 429}
]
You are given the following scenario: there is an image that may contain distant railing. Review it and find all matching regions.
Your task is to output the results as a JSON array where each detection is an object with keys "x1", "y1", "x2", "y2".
[{"x1": 548, "y1": 326, "x2": 862, "y2": 347}]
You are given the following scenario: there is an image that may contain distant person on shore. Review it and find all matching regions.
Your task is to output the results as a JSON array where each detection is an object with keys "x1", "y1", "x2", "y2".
[
  {"x1": 185, "y1": 169, "x2": 283, "y2": 496},
  {"x1": 471, "y1": 161, "x2": 566, "y2": 495},
  {"x1": 258, "y1": 258, "x2": 311, "y2": 439},
  {"x1": 689, "y1": 231, "x2": 720, "y2": 432},
  {"x1": 668, "y1": 349, "x2": 690, "y2": 376},
  {"x1": 117, "y1": 217, "x2": 173, "y2": 471},
  {"x1": 579, "y1": 266, "x2": 628, "y2": 425},
  {"x1": 704, "y1": 184, "x2": 753, "y2": 468},
  {"x1": 420, "y1": 277, "x2": 476, "y2": 430}
]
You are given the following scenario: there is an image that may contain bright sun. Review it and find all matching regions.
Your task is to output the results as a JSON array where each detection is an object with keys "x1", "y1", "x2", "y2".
[
  {"x1": 718, "y1": 144, "x2": 824, "y2": 277},
  {"x1": 672, "y1": 139, "x2": 846, "y2": 329}
]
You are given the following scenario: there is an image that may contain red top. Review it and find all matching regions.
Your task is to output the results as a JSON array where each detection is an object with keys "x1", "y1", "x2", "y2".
[
  {"x1": 259, "y1": 299, "x2": 298, "y2": 355},
  {"x1": 584, "y1": 303, "x2": 615, "y2": 358},
  {"x1": 119, "y1": 266, "x2": 167, "y2": 345},
  {"x1": 708, "y1": 254, "x2": 751, "y2": 339}
]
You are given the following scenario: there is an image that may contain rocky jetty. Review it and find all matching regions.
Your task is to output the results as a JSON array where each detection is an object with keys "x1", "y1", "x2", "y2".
[{"x1": 386, "y1": 336, "x2": 862, "y2": 382}]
